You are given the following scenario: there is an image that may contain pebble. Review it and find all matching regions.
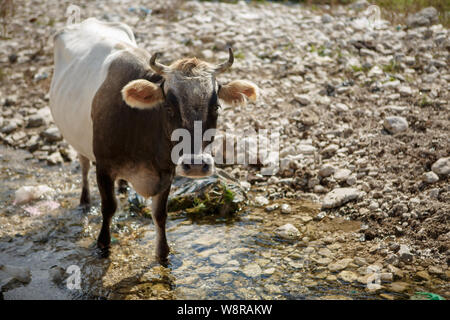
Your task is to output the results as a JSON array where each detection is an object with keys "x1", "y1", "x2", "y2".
[
  {"x1": 383, "y1": 116, "x2": 408, "y2": 134},
  {"x1": 274, "y1": 223, "x2": 301, "y2": 240},
  {"x1": 328, "y1": 258, "x2": 353, "y2": 272},
  {"x1": 242, "y1": 263, "x2": 262, "y2": 278},
  {"x1": 319, "y1": 164, "x2": 335, "y2": 178},
  {"x1": 41, "y1": 127, "x2": 62, "y2": 142},
  {"x1": 431, "y1": 157, "x2": 450, "y2": 176},
  {"x1": 322, "y1": 188, "x2": 361, "y2": 209},
  {"x1": 254, "y1": 196, "x2": 269, "y2": 207},
  {"x1": 280, "y1": 204, "x2": 291, "y2": 214},
  {"x1": 397, "y1": 244, "x2": 413, "y2": 263},
  {"x1": 334, "y1": 169, "x2": 352, "y2": 182},
  {"x1": 423, "y1": 171, "x2": 439, "y2": 183},
  {"x1": 338, "y1": 270, "x2": 358, "y2": 282}
]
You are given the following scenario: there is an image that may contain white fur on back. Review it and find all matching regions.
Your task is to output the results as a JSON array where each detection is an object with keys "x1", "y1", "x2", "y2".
[{"x1": 49, "y1": 18, "x2": 137, "y2": 161}]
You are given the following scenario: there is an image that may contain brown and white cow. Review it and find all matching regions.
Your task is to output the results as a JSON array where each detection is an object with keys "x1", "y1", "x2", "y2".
[{"x1": 49, "y1": 18, "x2": 258, "y2": 262}]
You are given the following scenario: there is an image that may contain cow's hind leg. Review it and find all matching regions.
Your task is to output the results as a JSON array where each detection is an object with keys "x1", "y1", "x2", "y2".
[
  {"x1": 151, "y1": 186, "x2": 171, "y2": 264},
  {"x1": 96, "y1": 165, "x2": 117, "y2": 257},
  {"x1": 78, "y1": 153, "x2": 91, "y2": 208}
]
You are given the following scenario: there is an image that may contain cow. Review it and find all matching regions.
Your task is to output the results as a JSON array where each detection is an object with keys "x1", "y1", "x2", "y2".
[{"x1": 49, "y1": 18, "x2": 258, "y2": 263}]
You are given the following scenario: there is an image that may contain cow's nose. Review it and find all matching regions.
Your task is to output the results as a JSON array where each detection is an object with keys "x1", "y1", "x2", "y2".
[{"x1": 176, "y1": 154, "x2": 215, "y2": 178}]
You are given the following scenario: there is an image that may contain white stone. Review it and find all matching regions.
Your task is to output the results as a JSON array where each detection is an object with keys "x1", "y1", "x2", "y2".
[
  {"x1": 431, "y1": 157, "x2": 450, "y2": 176},
  {"x1": 334, "y1": 168, "x2": 352, "y2": 182},
  {"x1": 423, "y1": 171, "x2": 439, "y2": 183},
  {"x1": 274, "y1": 223, "x2": 301, "y2": 240},
  {"x1": 319, "y1": 164, "x2": 336, "y2": 177},
  {"x1": 322, "y1": 188, "x2": 361, "y2": 209},
  {"x1": 383, "y1": 116, "x2": 408, "y2": 134}
]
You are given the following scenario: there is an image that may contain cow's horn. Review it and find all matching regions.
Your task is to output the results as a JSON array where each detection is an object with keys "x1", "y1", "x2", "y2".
[
  {"x1": 214, "y1": 47, "x2": 234, "y2": 75},
  {"x1": 150, "y1": 52, "x2": 169, "y2": 75}
]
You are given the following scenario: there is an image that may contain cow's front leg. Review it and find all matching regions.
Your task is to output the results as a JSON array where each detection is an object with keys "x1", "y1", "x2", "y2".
[
  {"x1": 96, "y1": 166, "x2": 117, "y2": 257},
  {"x1": 151, "y1": 185, "x2": 171, "y2": 263}
]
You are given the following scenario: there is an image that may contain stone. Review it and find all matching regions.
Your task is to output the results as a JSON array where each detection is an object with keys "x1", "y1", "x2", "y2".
[
  {"x1": 319, "y1": 164, "x2": 335, "y2": 178},
  {"x1": 321, "y1": 14, "x2": 333, "y2": 24},
  {"x1": 322, "y1": 188, "x2": 361, "y2": 209},
  {"x1": 41, "y1": 127, "x2": 62, "y2": 142},
  {"x1": 414, "y1": 271, "x2": 431, "y2": 281},
  {"x1": 294, "y1": 94, "x2": 311, "y2": 105},
  {"x1": 274, "y1": 223, "x2": 301, "y2": 240},
  {"x1": 48, "y1": 266, "x2": 65, "y2": 284},
  {"x1": 280, "y1": 203, "x2": 291, "y2": 214},
  {"x1": 47, "y1": 152, "x2": 64, "y2": 165},
  {"x1": 334, "y1": 169, "x2": 352, "y2": 182},
  {"x1": 0, "y1": 264, "x2": 31, "y2": 284},
  {"x1": 423, "y1": 171, "x2": 439, "y2": 183},
  {"x1": 397, "y1": 244, "x2": 413, "y2": 263},
  {"x1": 398, "y1": 86, "x2": 413, "y2": 97},
  {"x1": 383, "y1": 116, "x2": 408, "y2": 134},
  {"x1": 26, "y1": 114, "x2": 45, "y2": 128},
  {"x1": 389, "y1": 281, "x2": 410, "y2": 293},
  {"x1": 328, "y1": 258, "x2": 353, "y2": 272},
  {"x1": 242, "y1": 263, "x2": 262, "y2": 278},
  {"x1": 210, "y1": 254, "x2": 229, "y2": 265},
  {"x1": 406, "y1": 7, "x2": 439, "y2": 28},
  {"x1": 254, "y1": 196, "x2": 269, "y2": 207},
  {"x1": 431, "y1": 157, "x2": 450, "y2": 176},
  {"x1": 338, "y1": 270, "x2": 358, "y2": 282}
]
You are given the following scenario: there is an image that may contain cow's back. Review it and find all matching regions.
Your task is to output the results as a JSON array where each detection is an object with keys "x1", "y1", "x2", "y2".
[{"x1": 49, "y1": 18, "x2": 136, "y2": 161}]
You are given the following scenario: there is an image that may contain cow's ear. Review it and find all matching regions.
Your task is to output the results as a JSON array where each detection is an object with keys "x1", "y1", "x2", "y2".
[
  {"x1": 121, "y1": 79, "x2": 164, "y2": 109},
  {"x1": 218, "y1": 80, "x2": 259, "y2": 106}
]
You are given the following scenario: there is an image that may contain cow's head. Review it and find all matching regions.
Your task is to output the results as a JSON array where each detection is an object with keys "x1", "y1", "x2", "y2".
[{"x1": 121, "y1": 48, "x2": 258, "y2": 178}]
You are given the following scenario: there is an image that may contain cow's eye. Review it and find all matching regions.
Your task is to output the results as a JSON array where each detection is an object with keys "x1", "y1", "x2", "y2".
[{"x1": 215, "y1": 104, "x2": 221, "y2": 111}]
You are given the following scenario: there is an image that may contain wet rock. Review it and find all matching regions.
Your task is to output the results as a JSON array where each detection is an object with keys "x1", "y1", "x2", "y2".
[
  {"x1": 254, "y1": 196, "x2": 269, "y2": 207},
  {"x1": 210, "y1": 254, "x2": 229, "y2": 266},
  {"x1": 423, "y1": 171, "x2": 439, "y2": 184},
  {"x1": 322, "y1": 188, "x2": 361, "y2": 209},
  {"x1": 431, "y1": 157, "x2": 450, "y2": 176},
  {"x1": 389, "y1": 281, "x2": 410, "y2": 293},
  {"x1": 406, "y1": 7, "x2": 439, "y2": 28},
  {"x1": 274, "y1": 223, "x2": 301, "y2": 240},
  {"x1": 328, "y1": 258, "x2": 353, "y2": 272},
  {"x1": 280, "y1": 203, "x2": 291, "y2": 214},
  {"x1": 338, "y1": 270, "x2": 358, "y2": 282},
  {"x1": 0, "y1": 265, "x2": 31, "y2": 291},
  {"x1": 265, "y1": 204, "x2": 279, "y2": 212},
  {"x1": 242, "y1": 263, "x2": 262, "y2": 278},
  {"x1": 314, "y1": 211, "x2": 327, "y2": 221},
  {"x1": 48, "y1": 265, "x2": 65, "y2": 284},
  {"x1": 414, "y1": 270, "x2": 431, "y2": 282},
  {"x1": 383, "y1": 116, "x2": 408, "y2": 134}
]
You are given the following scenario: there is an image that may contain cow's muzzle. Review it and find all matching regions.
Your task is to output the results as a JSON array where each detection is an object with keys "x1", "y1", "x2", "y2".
[{"x1": 176, "y1": 154, "x2": 215, "y2": 178}]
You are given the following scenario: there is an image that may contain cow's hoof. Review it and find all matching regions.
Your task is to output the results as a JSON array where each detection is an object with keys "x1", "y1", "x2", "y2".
[
  {"x1": 78, "y1": 203, "x2": 91, "y2": 213},
  {"x1": 96, "y1": 245, "x2": 110, "y2": 258}
]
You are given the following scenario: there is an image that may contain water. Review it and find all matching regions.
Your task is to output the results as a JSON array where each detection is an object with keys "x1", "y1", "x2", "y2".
[{"x1": 0, "y1": 145, "x2": 436, "y2": 300}]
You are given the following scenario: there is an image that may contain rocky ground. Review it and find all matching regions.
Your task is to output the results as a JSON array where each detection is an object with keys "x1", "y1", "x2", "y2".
[{"x1": 0, "y1": 0, "x2": 449, "y2": 298}]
